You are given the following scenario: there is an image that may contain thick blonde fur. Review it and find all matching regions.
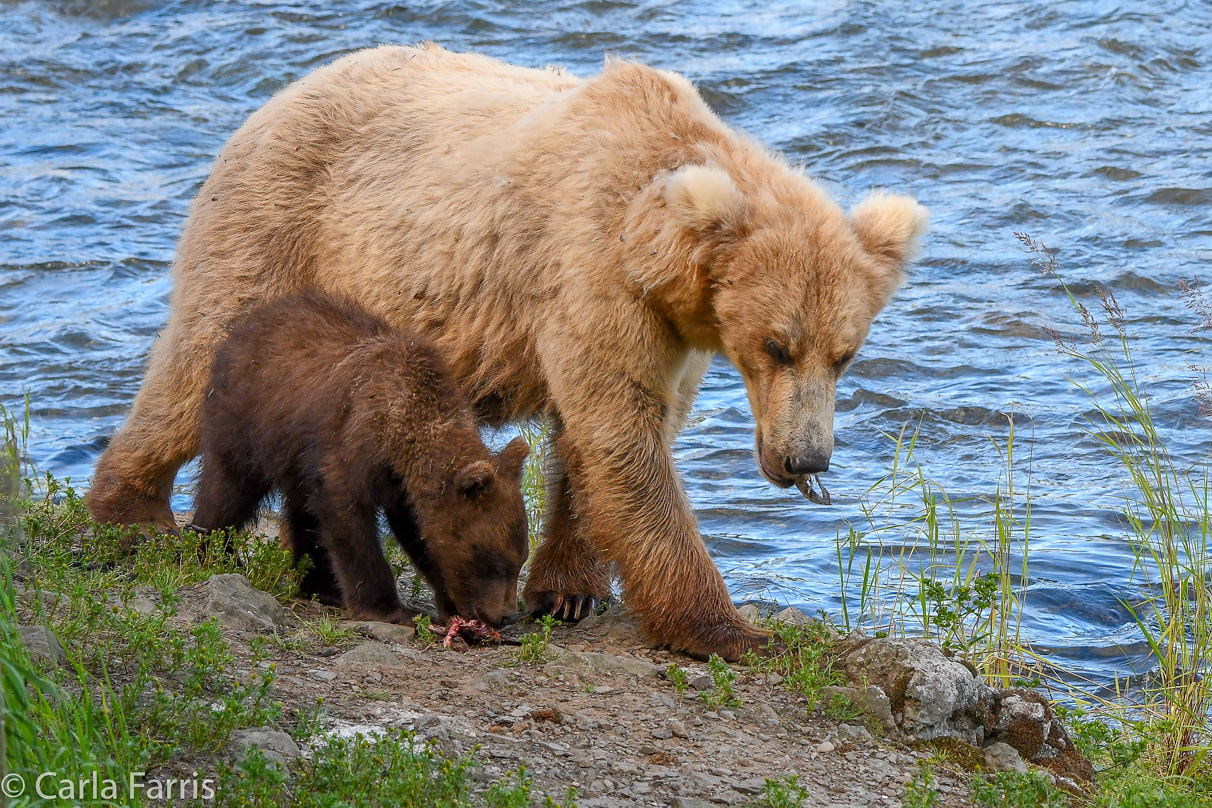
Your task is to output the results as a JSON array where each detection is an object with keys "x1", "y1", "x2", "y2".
[{"x1": 87, "y1": 44, "x2": 927, "y2": 659}]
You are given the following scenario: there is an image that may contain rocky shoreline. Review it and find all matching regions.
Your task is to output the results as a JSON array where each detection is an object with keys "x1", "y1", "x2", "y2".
[{"x1": 17, "y1": 564, "x2": 1094, "y2": 807}]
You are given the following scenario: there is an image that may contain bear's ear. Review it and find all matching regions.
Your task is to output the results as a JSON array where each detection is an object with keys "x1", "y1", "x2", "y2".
[
  {"x1": 664, "y1": 164, "x2": 747, "y2": 234},
  {"x1": 849, "y1": 190, "x2": 929, "y2": 279},
  {"x1": 456, "y1": 460, "x2": 496, "y2": 497},
  {"x1": 496, "y1": 436, "x2": 530, "y2": 480}
]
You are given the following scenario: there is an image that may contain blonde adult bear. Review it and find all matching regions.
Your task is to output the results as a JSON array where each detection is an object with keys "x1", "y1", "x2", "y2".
[{"x1": 87, "y1": 43, "x2": 927, "y2": 660}]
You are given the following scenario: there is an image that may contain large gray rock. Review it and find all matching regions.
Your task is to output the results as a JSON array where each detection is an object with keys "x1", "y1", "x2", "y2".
[
  {"x1": 20, "y1": 625, "x2": 66, "y2": 666},
  {"x1": 836, "y1": 637, "x2": 1095, "y2": 787},
  {"x1": 202, "y1": 574, "x2": 293, "y2": 633},
  {"x1": 837, "y1": 636, "x2": 996, "y2": 744}
]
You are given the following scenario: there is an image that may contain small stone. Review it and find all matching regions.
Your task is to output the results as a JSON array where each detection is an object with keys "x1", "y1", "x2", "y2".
[
  {"x1": 202, "y1": 574, "x2": 293, "y2": 633},
  {"x1": 232, "y1": 728, "x2": 301, "y2": 768},
  {"x1": 651, "y1": 727, "x2": 673, "y2": 740},
  {"x1": 335, "y1": 642, "x2": 401, "y2": 668},
  {"x1": 773, "y1": 606, "x2": 812, "y2": 626},
  {"x1": 767, "y1": 673, "x2": 784, "y2": 686},
  {"x1": 669, "y1": 719, "x2": 688, "y2": 738},
  {"x1": 984, "y1": 741, "x2": 1028, "y2": 774},
  {"x1": 815, "y1": 741, "x2": 835, "y2": 753},
  {"x1": 20, "y1": 625, "x2": 66, "y2": 666},
  {"x1": 475, "y1": 669, "x2": 512, "y2": 691},
  {"x1": 733, "y1": 776, "x2": 768, "y2": 795},
  {"x1": 737, "y1": 604, "x2": 763, "y2": 623},
  {"x1": 669, "y1": 798, "x2": 713, "y2": 808},
  {"x1": 308, "y1": 669, "x2": 336, "y2": 681},
  {"x1": 838, "y1": 723, "x2": 872, "y2": 744},
  {"x1": 691, "y1": 674, "x2": 713, "y2": 691}
]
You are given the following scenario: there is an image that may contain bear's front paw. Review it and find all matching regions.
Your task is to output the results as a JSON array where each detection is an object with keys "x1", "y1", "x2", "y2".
[
  {"x1": 668, "y1": 620, "x2": 773, "y2": 663},
  {"x1": 527, "y1": 591, "x2": 600, "y2": 622}
]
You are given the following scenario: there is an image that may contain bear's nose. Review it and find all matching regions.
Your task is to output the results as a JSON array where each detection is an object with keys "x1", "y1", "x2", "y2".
[
  {"x1": 500, "y1": 611, "x2": 520, "y2": 627},
  {"x1": 784, "y1": 453, "x2": 829, "y2": 476}
]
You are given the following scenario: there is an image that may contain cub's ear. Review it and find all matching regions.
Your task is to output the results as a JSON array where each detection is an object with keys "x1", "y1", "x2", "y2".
[
  {"x1": 664, "y1": 164, "x2": 747, "y2": 234},
  {"x1": 850, "y1": 190, "x2": 929, "y2": 275},
  {"x1": 456, "y1": 460, "x2": 495, "y2": 497},
  {"x1": 497, "y1": 436, "x2": 530, "y2": 479}
]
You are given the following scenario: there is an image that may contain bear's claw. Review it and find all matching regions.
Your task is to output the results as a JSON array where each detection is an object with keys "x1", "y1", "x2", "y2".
[{"x1": 530, "y1": 592, "x2": 599, "y2": 623}]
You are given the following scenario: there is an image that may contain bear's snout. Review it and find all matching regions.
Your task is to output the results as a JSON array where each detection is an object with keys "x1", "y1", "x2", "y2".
[{"x1": 783, "y1": 451, "x2": 830, "y2": 477}]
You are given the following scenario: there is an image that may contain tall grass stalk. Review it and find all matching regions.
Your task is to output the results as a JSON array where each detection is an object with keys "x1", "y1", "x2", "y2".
[
  {"x1": 1019, "y1": 232, "x2": 1212, "y2": 777},
  {"x1": 834, "y1": 418, "x2": 1033, "y2": 685}
]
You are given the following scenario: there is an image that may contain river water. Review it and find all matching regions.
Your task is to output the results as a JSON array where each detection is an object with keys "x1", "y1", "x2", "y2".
[{"x1": 2, "y1": 0, "x2": 1210, "y2": 690}]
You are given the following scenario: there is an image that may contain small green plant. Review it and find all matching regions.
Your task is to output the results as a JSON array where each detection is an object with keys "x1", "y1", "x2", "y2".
[
  {"x1": 409, "y1": 572, "x2": 426, "y2": 602},
  {"x1": 303, "y1": 611, "x2": 358, "y2": 648},
  {"x1": 486, "y1": 765, "x2": 576, "y2": 808},
  {"x1": 823, "y1": 692, "x2": 863, "y2": 722},
  {"x1": 759, "y1": 774, "x2": 808, "y2": 808},
  {"x1": 743, "y1": 619, "x2": 842, "y2": 710},
  {"x1": 413, "y1": 613, "x2": 440, "y2": 648},
  {"x1": 292, "y1": 697, "x2": 326, "y2": 743},
  {"x1": 666, "y1": 663, "x2": 689, "y2": 697},
  {"x1": 512, "y1": 614, "x2": 558, "y2": 664},
  {"x1": 699, "y1": 654, "x2": 741, "y2": 710},
  {"x1": 972, "y1": 770, "x2": 1066, "y2": 808},
  {"x1": 902, "y1": 763, "x2": 940, "y2": 808}
]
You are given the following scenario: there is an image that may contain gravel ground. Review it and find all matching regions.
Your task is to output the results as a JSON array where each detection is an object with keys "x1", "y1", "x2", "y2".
[{"x1": 164, "y1": 574, "x2": 976, "y2": 808}]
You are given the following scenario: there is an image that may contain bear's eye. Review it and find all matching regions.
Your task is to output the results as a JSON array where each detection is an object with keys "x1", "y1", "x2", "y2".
[
  {"x1": 765, "y1": 339, "x2": 793, "y2": 366},
  {"x1": 833, "y1": 351, "x2": 856, "y2": 375}
]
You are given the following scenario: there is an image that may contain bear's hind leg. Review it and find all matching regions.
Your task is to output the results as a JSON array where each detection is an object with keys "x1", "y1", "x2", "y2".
[
  {"x1": 88, "y1": 317, "x2": 218, "y2": 532},
  {"x1": 283, "y1": 500, "x2": 342, "y2": 607},
  {"x1": 522, "y1": 430, "x2": 612, "y2": 622}
]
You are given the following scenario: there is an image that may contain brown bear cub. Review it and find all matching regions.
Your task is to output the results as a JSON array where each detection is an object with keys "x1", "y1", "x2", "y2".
[{"x1": 188, "y1": 291, "x2": 530, "y2": 628}]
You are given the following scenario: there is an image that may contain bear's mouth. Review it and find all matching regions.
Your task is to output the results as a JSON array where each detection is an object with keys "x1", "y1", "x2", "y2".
[{"x1": 755, "y1": 435, "x2": 795, "y2": 489}]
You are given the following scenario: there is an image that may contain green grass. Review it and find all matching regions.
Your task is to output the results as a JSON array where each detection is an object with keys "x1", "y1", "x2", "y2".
[
  {"x1": 698, "y1": 654, "x2": 742, "y2": 710},
  {"x1": 510, "y1": 613, "x2": 558, "y2": 664},
  {"x1": 743, "y1": 619, "x2": 844, "y2": 711},
  {"x1": 217, "y1": 732, "x2": 576, "y2": 808}
]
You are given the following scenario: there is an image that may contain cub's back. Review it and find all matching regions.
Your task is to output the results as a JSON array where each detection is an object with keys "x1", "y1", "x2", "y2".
[{"x1": 201, "y1": 293, "x2": 392, "y2": 459}]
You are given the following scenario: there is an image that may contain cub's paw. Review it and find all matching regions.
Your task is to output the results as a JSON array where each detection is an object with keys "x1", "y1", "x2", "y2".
[{"x1": 527, "y1": 591, "x2": 600, "y2": 622}]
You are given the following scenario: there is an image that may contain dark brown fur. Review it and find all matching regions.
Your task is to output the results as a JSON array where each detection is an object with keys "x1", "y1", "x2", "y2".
[{"x1": 190, "y1": 292, "x2": 530, "y2": 627}]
